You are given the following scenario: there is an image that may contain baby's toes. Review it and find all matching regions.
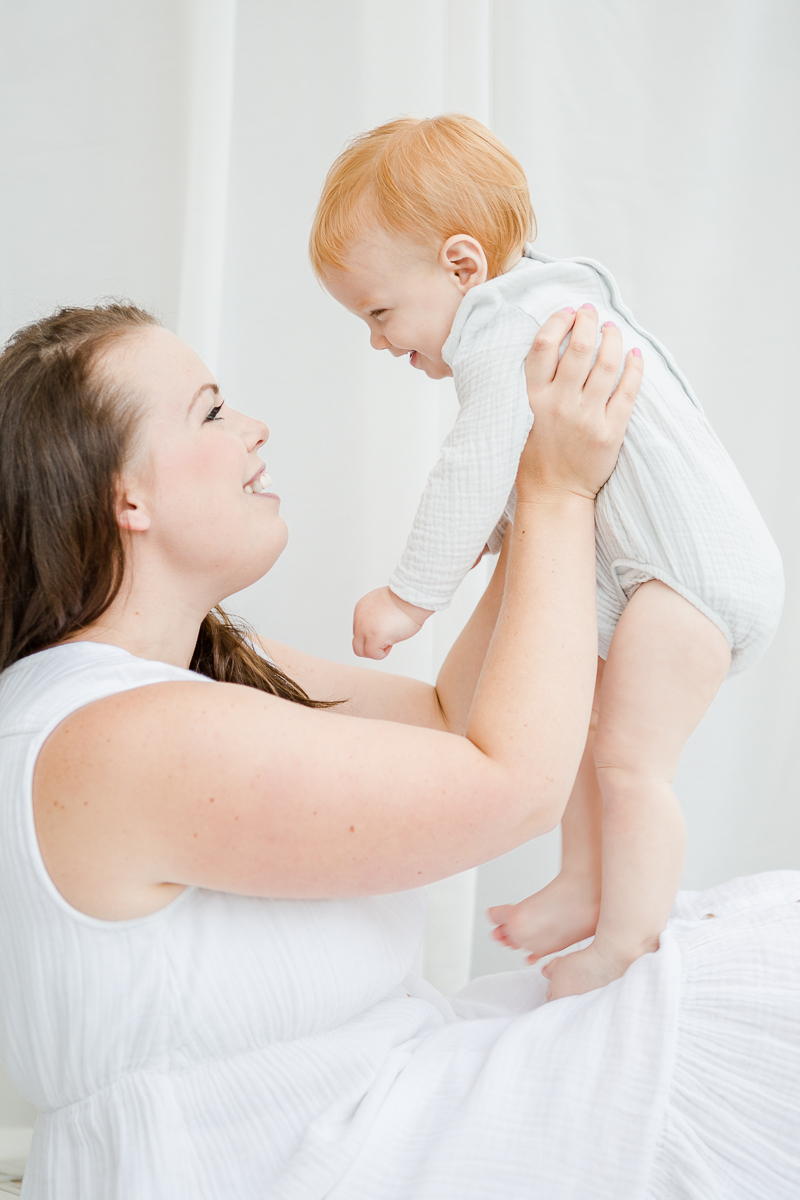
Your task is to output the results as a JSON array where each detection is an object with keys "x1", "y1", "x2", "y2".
[
  {"x1": 491, "y1": 924, "x2": 517, "y2": 948},
  {"x1": 487, "y1": 904, "x2": 513, "y2": 927},
  {"x1": 489, "y1": 908, "x2": 521, "y2": 949}
]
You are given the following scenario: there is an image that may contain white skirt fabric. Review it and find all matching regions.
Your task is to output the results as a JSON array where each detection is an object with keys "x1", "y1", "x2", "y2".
[
  {"x1": 4, "y1": 648, "x2": 797, "y2": 1199},
  {"x1": 324, "y1": 872, "x2": 800, "y2": 1200},
  {"x1": 646, "y1": 876, "x2": 800, "y2": 1199}
]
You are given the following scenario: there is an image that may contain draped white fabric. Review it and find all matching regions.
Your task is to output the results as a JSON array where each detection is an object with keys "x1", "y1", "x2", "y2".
[{"x1": 0, "y1": 0, "x2": 798, "y2": 1121}]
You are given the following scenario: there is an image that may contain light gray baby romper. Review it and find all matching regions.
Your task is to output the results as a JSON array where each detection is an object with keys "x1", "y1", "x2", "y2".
[{"x1": 388, "y1": 247, "x2": 784, "y2": 673}]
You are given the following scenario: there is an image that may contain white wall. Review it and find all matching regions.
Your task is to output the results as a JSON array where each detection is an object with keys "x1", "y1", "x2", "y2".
[{"x1": 0, "y1": 0, "x2": 798, "y2": 1120}]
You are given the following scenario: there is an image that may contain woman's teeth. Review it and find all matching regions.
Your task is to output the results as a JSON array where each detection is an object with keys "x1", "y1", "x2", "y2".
[{"x1": 244, "y1": 473, "x2": 272, "y2": 495}]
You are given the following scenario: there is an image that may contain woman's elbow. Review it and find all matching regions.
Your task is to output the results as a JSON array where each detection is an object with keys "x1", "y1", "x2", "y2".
[{"x1": 500, "y1": 780, "x2": 565, "y2": 845}]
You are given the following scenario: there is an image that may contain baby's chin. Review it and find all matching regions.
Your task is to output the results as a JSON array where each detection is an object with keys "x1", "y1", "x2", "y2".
[{"x1": 410, "y1": 350, "x2": 452, "y2": 380}]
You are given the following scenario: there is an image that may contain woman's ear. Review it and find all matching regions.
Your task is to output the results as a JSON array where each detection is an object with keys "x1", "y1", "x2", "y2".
[
  {"x1": 439, "y1": 235, "x2": 489, "y2": 292},
  {"x1": 116, "y1": 482, "x2": 151, "y2": 533}
]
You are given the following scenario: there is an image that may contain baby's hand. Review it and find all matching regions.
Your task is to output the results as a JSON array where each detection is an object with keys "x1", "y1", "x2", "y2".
[{"x1": 353, "y1": 588, "x2": 433, "y2": 660}]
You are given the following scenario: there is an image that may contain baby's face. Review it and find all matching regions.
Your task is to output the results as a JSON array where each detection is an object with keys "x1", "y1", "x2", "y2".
[{"x1": 324, "y1": 228, "x2": 468, "y2": 380}]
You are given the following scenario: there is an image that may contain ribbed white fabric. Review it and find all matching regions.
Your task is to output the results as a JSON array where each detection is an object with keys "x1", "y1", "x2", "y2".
[
  {"x1": 389, "y1": 249, "x2": 784, "y2": 673},
  {"x1": 0, "y1": 644, "x2": 798, "y2": 1199}
]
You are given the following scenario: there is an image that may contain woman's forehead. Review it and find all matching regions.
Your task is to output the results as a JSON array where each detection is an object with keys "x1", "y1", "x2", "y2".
[{"x1": 104, "y1": 326, "x2": 215, "y2": 411}]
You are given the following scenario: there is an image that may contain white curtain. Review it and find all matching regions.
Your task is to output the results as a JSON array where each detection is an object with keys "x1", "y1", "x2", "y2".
[{"x1": 1, "y1": 0, "x2": 798, "y2": 1123}]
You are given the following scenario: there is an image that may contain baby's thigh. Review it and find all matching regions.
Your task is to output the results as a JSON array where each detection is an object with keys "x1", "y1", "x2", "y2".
[{"x1": 594, "y1": 582, "x2": 730, "y2": 779}]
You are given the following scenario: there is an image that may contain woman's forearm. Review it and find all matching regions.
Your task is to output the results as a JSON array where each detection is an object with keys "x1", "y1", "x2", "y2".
[
  {"x1": 434, "y1": 533, "x2": 509, "y2": 735},
  {"x1": 465, "y1": 491, "x2": 598, "y2": 832}
]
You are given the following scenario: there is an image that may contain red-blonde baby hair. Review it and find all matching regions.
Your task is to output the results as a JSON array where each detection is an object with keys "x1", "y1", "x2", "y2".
[{"x1": 309, "y1": 114, "x2": 536, "y2": 281}]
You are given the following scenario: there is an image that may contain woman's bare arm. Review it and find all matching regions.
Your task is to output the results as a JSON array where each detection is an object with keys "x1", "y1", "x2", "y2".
[
  {"x1": 259, "y1": 533, "x2": 509, "y2": 734},
  {"x1": 34, "y1": 309, "x2": 641, "y2": 917},
  {"x1": 35, "y1": 498, "x2": 583, "y2": 911}
]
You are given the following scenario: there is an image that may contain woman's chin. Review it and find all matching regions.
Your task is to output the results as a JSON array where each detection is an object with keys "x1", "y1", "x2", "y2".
[
  {"x1": 255, "y1": 517, "x2": 290, "y2": 578},
  {"x1": 218, "y1": 519, "x2": 289, "y2": 600}
]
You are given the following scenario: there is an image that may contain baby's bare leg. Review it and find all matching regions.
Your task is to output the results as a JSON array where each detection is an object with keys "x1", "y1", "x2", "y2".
[
  {"x1": 489, "y1": 661, "x2": 604, "y2": 962},
  {"x1": 544, "y1": 580, "x2": 730, "y2": 999}
]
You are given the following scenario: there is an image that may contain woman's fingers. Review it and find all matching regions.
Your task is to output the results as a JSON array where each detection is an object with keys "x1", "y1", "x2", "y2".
[
  {"x1": 554, "y1": 304, "x2": 600, "y2": 385},
  {"x1": 578, "y1": 320, "x2": 642, "y2": 444},
  {"x1": 519, "y1": 303, "x2": 642, "y2": 500},
  {"x1": 583, "y1": 320, "x2": 623, "y2": 401},
  {"x1": 605, "y1": 348, "x2": 643, "y2": 439},
  {"x1": 525, "y1": 307, "x2": 577, "y2": 390}
]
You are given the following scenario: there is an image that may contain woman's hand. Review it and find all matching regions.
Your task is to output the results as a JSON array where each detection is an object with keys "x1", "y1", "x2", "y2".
[{"x1": 517, "y1": 306, "x2": 643, "y2": 503}]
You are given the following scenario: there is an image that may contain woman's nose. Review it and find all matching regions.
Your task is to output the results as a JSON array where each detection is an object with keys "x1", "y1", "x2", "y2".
[
  {"x1": 235, "y1": 409, "x2": 268, "y2": 451},
  {"x1": 250, "y1": 419, "x2": 268, "y2": 450}
]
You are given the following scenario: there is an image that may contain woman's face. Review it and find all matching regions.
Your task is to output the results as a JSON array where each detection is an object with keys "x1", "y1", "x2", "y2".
[{"x1": 109, "y1": 326, "x2": 287, "y2": 603}]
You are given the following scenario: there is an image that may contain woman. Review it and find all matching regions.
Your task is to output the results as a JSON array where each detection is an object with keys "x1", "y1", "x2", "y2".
[{"x1": 0, "y1": 302, "x2": 796, "y2": 1200}]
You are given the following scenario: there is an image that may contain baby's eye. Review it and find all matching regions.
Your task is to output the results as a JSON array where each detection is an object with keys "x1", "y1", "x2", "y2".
[
  {"x1": 369, "y1": 309, "x2": 387, "y2": 319},
  {"x1": 205, "y1": 401, "x2": 224, "y2": 422}
]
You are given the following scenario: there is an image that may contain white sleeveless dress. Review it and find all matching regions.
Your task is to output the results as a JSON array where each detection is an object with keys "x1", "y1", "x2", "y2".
[{"x1": 0, "y1": 643, "x2": 798, "y2": 1200}]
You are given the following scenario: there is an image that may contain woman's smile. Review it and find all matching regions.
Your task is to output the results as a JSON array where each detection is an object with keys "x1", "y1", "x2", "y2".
[{"x1": 243, "y1": 467, "x2": 273, "y2": 495}]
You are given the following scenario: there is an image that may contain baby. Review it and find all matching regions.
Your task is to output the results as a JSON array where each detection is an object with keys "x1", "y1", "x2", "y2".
[{"x1": 309, "y1": 115, "x2": 784, "y2": 999}]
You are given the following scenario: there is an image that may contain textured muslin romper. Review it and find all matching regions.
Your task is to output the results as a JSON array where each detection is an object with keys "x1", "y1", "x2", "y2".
[{"x1": 389, "y1": 247, "x2": 784, "y2": 672}]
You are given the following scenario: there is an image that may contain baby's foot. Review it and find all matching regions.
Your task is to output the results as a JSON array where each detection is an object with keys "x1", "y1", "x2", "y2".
[
  {"x1": 542, "y1": 941, "x2": 643, "y2": 1001},
  {"x1": 488, "y1": 872, "x2": 600, "y2": 964}
]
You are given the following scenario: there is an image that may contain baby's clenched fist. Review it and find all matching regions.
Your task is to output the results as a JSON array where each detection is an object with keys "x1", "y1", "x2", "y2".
[{"x1": 352, "y1": 587, "x2": 433, "y2": 659}]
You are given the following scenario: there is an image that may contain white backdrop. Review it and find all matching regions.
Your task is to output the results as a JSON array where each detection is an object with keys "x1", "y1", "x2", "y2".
[{"x1": 1, "y1": 0, "x2": 798, "y2": 1125}]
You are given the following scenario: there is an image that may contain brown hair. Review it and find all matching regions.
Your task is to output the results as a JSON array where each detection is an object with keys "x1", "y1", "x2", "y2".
[
  {"x1": 0, "y1": 302, "x2": 334, "y2": 707},
  {"x1": 309, "y1": 114, "x2": 535, "y2": 280}
]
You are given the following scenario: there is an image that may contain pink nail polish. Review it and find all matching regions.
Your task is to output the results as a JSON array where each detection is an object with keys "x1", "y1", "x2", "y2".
[
  {"x1": 602, "y1": 321, "x2": 616, "y2": 329},
  {"x1": 563, "y1": 306, "x2": 576, "y2": 314},
  {"x1": 632, "y1": 347, "x2": 642, "y2": 357},
  {"x1": 580, "y1": 303, "x2": 596, "y2": 311}
]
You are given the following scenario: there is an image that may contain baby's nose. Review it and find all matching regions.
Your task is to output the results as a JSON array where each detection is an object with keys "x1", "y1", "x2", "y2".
[{"x1": 369, "y1": 329, "x2": 390, "y2": 351}]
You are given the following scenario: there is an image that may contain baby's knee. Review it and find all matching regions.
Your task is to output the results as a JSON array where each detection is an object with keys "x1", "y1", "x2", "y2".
[
  {"x1": 593, "y1": 761, "x2": 664, "y2": 805},
  {"x1": 592, "y1": 729, "x2": 673, "y2": 794}
]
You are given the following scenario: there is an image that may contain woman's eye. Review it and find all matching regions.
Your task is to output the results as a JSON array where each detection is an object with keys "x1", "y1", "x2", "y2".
[{"x1": 205, "y1": 403, "x2": 224, "y2": 422}]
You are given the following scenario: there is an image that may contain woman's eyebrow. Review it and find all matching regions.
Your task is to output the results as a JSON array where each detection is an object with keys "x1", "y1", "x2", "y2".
[{"x1": 188, "y1": 382, "x2": 219, "y2": 412}]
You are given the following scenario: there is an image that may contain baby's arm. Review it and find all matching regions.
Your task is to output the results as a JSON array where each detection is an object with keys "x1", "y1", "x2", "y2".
[
  {"x1": 388, "y1": 307, "x2": 538, "y2": 612},
  {"x1": 352, "y1": 305, "x2": 540, "y2": 660},
  {"x1": 354, "y1": 543, "x2": 494, "y2": 660}
]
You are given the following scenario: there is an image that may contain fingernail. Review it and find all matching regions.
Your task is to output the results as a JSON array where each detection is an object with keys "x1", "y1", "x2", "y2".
[
  {"x1": 563, "y1": 306, "x2": 576, "y2": 314},
  {"x1": 632, "y1": 347, "x2": 642, "y2": 357},
  {"x1": 602, "y1": 321, "x2": 616, "y2": 329},
  {"x1": 580, "y1": 303, "x2": 596, "y2": 311}
]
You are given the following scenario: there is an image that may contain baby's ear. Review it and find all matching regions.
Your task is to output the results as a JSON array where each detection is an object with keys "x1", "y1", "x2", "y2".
[{"x1": 440, "y1": 235, "x2": 488, "y2": 291}]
